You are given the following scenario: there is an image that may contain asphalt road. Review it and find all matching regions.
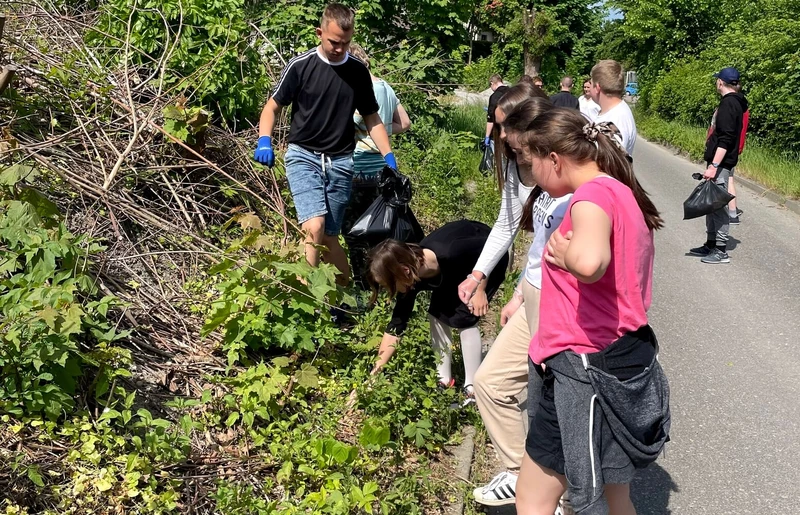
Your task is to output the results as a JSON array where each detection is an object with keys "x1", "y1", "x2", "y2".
[{"x1": 484, "y1": 138, "x2": 800, "y2": 514}]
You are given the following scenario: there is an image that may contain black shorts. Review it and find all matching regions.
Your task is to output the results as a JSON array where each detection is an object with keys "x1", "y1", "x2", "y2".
[
  {"x1": 525, "y1": 363, "x2": 565, "y2": 474},
  {"x1": 525, "y1": 327, "x2": 657, "y2": 475}
]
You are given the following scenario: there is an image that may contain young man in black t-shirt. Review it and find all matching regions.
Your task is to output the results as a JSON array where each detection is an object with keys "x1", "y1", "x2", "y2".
[
  {"x1": 549, "y1": 76, "x2": 580, "y2": 110},
  {"x1": 484, "y1": 74, "x2": 508, "y2": 149},
  {"x1": 254, "y1": 4, "x2": 396, "y2": 285}
]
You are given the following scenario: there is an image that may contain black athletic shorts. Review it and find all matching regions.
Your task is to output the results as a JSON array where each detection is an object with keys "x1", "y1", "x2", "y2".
[{"x1": 525, "y1": 327, "x2": 657, "y2": 475}]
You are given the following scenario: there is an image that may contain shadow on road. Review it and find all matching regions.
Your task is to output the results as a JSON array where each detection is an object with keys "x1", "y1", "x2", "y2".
[
  {"x1": 479, "y1": 462, "x2": 678, "y2": 515},
  {"x1": 632, "y1": 462, "x2": 680, "y2": 514},
  {"x1": 727, "y1": 235, "x2": 741, "y2": 251}
]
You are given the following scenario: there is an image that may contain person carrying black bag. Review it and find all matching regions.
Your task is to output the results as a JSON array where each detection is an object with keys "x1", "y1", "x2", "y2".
[{"x1": 688, "y1": 67, "x2": 748, "y2": 265}]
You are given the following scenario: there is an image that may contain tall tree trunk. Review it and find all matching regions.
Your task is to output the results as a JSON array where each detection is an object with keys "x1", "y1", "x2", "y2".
[
  {"x1": 523, "y1": 49, "x2": 541, "y2": 76},
  {"x1": 522, "y1": 8, "x2": 542, "y2": 76}
]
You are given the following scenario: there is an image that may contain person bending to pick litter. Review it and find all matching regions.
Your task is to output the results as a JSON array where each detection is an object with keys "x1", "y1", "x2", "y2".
[
  {"x1": 365, "y1": 220, "x2": 507, "y2": 405},
  {"x1": 254, "y1": 3, "x2": 397, "y2": 286}
]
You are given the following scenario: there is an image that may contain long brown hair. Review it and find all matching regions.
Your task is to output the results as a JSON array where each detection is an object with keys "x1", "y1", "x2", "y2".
[
  {"x1": 491, "y1": 83, "x2": 547, "y2": 191},
  {"x1": 521, "y1": 108, "x2": 664, "y2": 231},
  {"x1": 365, "y1": 239, "x2": 425, "y2": 303},
  {"x1": 501, "y1": 97, "x2": 554, "y2": 231}
]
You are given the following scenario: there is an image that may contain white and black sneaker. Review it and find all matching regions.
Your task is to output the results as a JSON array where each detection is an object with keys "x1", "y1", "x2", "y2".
[
  {"x1": 462, "y1": 384, "x2": 476, "y2": 407},
  {"x1": 473, "y1": 470, "x2": 517, "y2": 506}
]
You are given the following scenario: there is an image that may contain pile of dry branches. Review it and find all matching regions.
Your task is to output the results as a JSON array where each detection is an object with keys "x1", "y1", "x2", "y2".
[{"x1": 1, "y1": 3, "x2": 294, "y2": 387}]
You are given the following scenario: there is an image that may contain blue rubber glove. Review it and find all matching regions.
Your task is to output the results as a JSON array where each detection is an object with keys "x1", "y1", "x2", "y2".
[
  {"x1": 484, "y1": 136, "x2": 491, "y2": 146},
  {"x1": 254, "y1": 136, "x2": 275, "y2": 167},
  {"x1": 384, "y1": 152, "x2": 397, "y2": 170}
]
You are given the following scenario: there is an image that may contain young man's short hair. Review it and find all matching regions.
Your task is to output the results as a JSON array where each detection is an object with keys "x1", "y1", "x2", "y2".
[
  {"x1": 490, "y1": 74, "x2": 503, "y2": 84},
  {"x1": 349, "y1": 43, "x2": 370, "y2": 68},
  {"x1": 321, "y1": 3, "x2": 355, "y2": 32},
  {"x1": 519, "y1": 75, "x2": 535, "y2": 85},
  {"x1": 591, "y1": 60, "x2": 625, "y2": 97}
]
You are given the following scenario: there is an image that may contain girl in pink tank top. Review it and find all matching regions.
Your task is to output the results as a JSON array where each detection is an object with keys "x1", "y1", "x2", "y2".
[{"x1": 514, "y1": 108, "x2": 665, "y2": 515}]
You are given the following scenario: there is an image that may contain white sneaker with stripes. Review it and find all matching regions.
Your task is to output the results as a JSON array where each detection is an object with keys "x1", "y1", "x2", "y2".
[{"x1": 472, "y1": 470, "x2": 517, "y2": 506}]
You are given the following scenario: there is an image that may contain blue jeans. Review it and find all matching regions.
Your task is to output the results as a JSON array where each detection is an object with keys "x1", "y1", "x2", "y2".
[{"x1": 284, "y1": 144, "x2": 354, "y2": 236}]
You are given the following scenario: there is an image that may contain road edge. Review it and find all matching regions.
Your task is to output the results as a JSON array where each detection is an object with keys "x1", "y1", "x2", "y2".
[
  {"x1": 639, "y1": 136, "x2": 800, "y2": 217},
  {"x1": 445, "y1": 425, "x2": 476, "y2": 515}
]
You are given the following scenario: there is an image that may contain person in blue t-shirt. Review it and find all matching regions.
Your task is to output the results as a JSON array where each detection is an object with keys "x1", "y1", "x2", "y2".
[{"x1": 342, "y1": 43, "x2": 411, "y2": 289}]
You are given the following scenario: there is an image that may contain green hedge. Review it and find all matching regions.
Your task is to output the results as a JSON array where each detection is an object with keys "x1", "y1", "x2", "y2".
[
  {"x1": 635, "y1": 110, "x2": 800, "y2": 198},
  {"x1": 642, "y1": 14, "x2": 800, "y2": 152}
]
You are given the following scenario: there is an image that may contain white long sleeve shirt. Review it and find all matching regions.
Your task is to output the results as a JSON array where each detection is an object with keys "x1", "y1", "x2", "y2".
[{"x1": 473, "y1": 161, "x2": 534, "y2": 277}]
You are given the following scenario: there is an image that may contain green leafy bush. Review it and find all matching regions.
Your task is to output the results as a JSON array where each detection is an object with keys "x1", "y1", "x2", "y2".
[
  {"x1": 201, "y1": 230, "x2": 345, "y2": 365},
  {"x1": 635, "y1": 1, "x2": 800, "y2": 152},
  {"x1": 93, "y1": 0, "x2": 270, "y2": 125},
  {"x1": 0, "y1": 165, "x2": 130, "y2": 421}
]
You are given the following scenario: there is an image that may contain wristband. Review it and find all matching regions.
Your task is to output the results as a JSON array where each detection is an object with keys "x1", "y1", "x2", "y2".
[{"x1": 467, "y1": 273, "x2": 483, "y2": 284}]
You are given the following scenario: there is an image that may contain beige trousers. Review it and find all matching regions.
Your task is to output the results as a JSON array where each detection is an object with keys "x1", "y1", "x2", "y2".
[{"x1": 474, "y1": 279, "x2": 541, "y2": 470}]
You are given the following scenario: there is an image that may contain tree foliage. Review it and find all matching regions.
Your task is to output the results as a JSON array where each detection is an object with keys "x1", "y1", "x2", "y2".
[
  {"x1": 612, "y1": 0, "x2": 800, "y2": 151},
  {"x1": 467, "y1": 0, "x2": 600, "y2": 87}
]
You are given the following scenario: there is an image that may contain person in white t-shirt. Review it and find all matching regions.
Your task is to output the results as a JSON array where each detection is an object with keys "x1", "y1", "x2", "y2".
[
  {"x1": 459, "y1": 90, "x2": 572, "y2": 509},
  {"x1": 589, "y1": 60, "x2": 636, "y2": 155},
  {"x1": 578, "y1": 78, "x2": 601, "y2": 121}
]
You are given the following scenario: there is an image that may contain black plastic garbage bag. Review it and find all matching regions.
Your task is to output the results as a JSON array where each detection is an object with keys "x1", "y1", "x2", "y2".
[
  {"x1": 683, "y1": 180, "x2": 735, "y2": 220},
  {"x1": 348, "y1": 167, "x2": 424, "y2": 244},
  {"x1": 479, "y1": 144, "x2": 494, "y2": 174}
]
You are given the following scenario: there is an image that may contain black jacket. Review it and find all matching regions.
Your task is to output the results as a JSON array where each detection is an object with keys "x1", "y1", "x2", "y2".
[
  {"x1": 705, "y1": 92, "x2": 748, "y2": 169},
  {"x1": 487, "y1": 86, "x2": 509, "y2": 123},
  {"x1": 550, "y1": 91, "x2": 580, "y2": 110}
]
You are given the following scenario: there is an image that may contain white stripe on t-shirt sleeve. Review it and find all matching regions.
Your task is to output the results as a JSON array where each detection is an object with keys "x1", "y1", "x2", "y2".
[{"x1": 271, "y1": 49, "x2": 316, "y2": 101}]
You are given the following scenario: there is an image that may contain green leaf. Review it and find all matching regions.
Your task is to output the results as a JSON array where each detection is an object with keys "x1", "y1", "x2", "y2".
[
  {"x1": 359, "y1": 422, "x2": 391, "y2": 448},
  {"x1": 203, "y1": 304, "x2": 231, "y2": 334},
  {"x1": 60, "y1": 304, "x2": 84, "y2": 336},
  {"x1": 27, "y1": 466, "x2": 44, "y2": 487},
  {"x1": 38, "y1": 306, "x2": 59, "y2": 330},
  {"x1": 363, "y1": 481, "x2": 379, "y2": 496},
  {"x1": 331, "y1": 442, "x2": 352, "y2": 464},
  {"x1": 0, "y1": 164, "x2": 37, "y2": 186},
  {"x1": 99, "y1": 409, "x2": 121, "y2": 422},
  {"x1": 272, "y1": 356, "x2": 290, "y2": 369},
  {"x1": 96, "y1": 477, "x2": 113, "y2": 492},
  {"x1": 276, "y1": 460, "x2": 293, "y2": 484},
  {"x1": 225, "y1": 412, "x2": 239, "y2": 426},
  {"x1": 295, "y1": 363, "x2": 318, "y2": 389},
  {"x1": 17, "y1": 188, "x2": 59, "y2": 220}
]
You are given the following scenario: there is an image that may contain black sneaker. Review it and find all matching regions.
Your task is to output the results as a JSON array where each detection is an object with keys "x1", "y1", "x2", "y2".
[
  {"x1": 729, "y1": 216, "x2": 740, "y2": 225},
  {"x1": 689, "y1": 244, "x2": 714, "y2": 257},
  {"x1": 701, "y1": 249, "x2": 730, "y2": 264},
  {"x1": 736, "y1": 208, "x2": 744, "y2": 217}
]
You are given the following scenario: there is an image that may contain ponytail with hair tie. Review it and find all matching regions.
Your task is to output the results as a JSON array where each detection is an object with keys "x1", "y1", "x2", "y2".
[{"x1": 582, "y1": 121, "x2": 632, "y2": 162}]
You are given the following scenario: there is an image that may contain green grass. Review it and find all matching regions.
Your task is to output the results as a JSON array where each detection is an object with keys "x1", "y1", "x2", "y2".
[
  {"x1": 634, "y1": 109, "x2": 800, "y2": 199},
  {"x1": 440, "y1": 103, "x2": 487, "y2": 139}
]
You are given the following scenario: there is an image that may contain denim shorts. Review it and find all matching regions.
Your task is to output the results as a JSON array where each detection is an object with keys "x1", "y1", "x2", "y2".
[{"x1": 284, "y1": 143, "x2": 354, "y2": 236}]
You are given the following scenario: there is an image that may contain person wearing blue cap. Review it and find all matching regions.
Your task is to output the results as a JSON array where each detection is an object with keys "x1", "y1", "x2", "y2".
[{"x1": 689, "y1": 67, "x2": 748, "y2": 264}]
